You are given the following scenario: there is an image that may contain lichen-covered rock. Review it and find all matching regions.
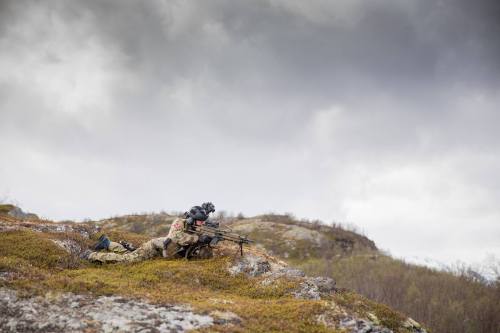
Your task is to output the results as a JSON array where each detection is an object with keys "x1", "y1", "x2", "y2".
[
  {"x1": 292, "y1": 276, "x2": 336, "y2": 300},
  {"x1": 403, "y1": 317, "x2": 427, "y2": 333},
  {"x1": 229, "y1": 254, "x2": 336, "y2": 300},
  {"x1": 308, "y1": 276, "x2": 336, "y2": 293},
  {"x1": 292, "y1": 280, "x2": 321, "y2": 300},
  {"x1": 228, "y1": 254, "x2": 272, "y2": 277},
  {"x1": 261, "y1": 267, "x2": 306, "y2": 286},
  {"x1": 0, "y1": 219, "x2": 99, "y2": 239},
  {"x1": 50, "y1": 239, "x2": 84, "y2": 256},
  {"x1": 367, "y1": 312, "x2": 380, "y2": 325},
  {"x1": 339, "y1": 317, "x2": 393, "y2": 333},
  {"x1": 276, "y1": 267, "x2": 306, "y2": 278},
  {"x1": 0, "y1": 288, "x2": 213, "y2": 333}
]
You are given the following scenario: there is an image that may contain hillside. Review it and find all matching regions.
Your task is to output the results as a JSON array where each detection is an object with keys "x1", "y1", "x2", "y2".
[
  {"x1": 86, "y1": 211, "x2": 500, "y2": 333},
  {"x1": 0, "y1": 207, "x2": 426, "y2": 333},
  {"x1": 92, "y1": 213, "x2": 377, "y2": 259}
]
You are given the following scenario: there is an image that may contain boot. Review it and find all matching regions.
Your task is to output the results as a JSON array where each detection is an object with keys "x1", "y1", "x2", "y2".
[{"x1": 94, "y1": 234, "x2": 111, "y2": 251}]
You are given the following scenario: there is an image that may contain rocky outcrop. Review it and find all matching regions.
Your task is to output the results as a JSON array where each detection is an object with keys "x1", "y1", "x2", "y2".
[
  {"x1": 0, "y1": 205, "x2": 38, "y2": 220},
  {"x1": 292, "y1": 276, "x2": 337, "y2": 300},
  {"x1": 225, "y1": 253, "x2": 427, "y2": 333},
  {"x1": 228, "y1": 254, "x2": 337, "y2": 300},
  {"x1": 231, "y1": 220, "x2": 327, "y2": 245},
  {"x1": 339, "y1": 317, "x2": 393, "y2": 333},
  {"x1": 0, "y1": 288, "x2": 213, "y2": 333},
  {"x1": 0, "y1": 219, "x2": 99, "y2": 239},
  {"x1": 0, "y1": 218, "x2": 99, "y2": 259},
  {"x1": 228, "y1": 254, "x2": 272, "y2": 277}
]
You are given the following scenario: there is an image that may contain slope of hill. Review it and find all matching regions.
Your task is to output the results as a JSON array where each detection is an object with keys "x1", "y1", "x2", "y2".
[
  {"x1": 85, "y1": 211, "x2": 500, "y2": 333},
  {"x1": 0, "y1": 210, "x2": 426, "y2": 333},
  {"x1": 92, "y1": 213, "x2": 377, "y2": 260},
  {"x1": 0, "y1": 204, "x2": 39, "y2": 220},
  {"x1": 227, "y1": 215, "x2": 377, "y2": 261}
]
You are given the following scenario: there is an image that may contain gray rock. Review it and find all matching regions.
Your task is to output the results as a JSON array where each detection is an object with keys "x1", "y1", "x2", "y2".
[
  {"x1": 260, "y1": 267, "x2": 306, "y2": 286},
  {"x1": 228, "y1": 254, "x2": 272, "y2": 277},
  {"x1": 403, "y1": 317, "x2": 427, "y2": 333},
  {"x1": 307, "y1": 276, "x2": 336, "y2": 293},
  {"x1": 0, "y1": 220, "x2": 99, "y2": 239},
  {"x1": 277, "y1": 267, "x2": 306, "y2": 278},
  {"x1": 340, "y1": 316, "x2": 393, "y2": 333},
  {"x1": 292, "y1": 280, "x2": 321, "y2": 300},
  {"x1": 50, "y1": 239, "x2": 83, "y2": 256},
  {"x1": 291, "y1": 276, "x2": 336, "y2": 300},
  {"x1": 0, "y1": 288, "x2": 213, "y2": 333}
]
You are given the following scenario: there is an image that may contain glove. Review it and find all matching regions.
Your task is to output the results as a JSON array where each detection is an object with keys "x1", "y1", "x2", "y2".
[
  {"x1": 119, "y1": 240, "x2": 136, "y2": 252},
  {"x1": 198, "y1": 234, "x2": 212, "y2": 245}
]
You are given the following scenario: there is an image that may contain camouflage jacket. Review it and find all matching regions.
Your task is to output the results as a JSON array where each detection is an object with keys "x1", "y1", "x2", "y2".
[{"x1": 167, "y1": 218, "x2": 187, "y2": 241}]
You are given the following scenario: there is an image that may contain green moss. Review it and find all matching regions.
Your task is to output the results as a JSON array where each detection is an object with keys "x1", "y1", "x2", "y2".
[
  {"x1": 0, "y1": 256, "x2": 48, "y2": 288},
  {"x1": 0, "y1": 230, "x2": 74, "y2": 269}
]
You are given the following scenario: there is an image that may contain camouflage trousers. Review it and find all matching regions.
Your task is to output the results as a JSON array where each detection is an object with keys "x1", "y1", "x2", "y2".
[{"x1": 88, "y1": 233, "x2": 199, "y2": 264}]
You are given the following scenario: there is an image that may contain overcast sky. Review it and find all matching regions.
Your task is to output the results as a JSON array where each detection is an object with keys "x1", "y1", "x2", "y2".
[{"x1": 1, "y1": 0, "x2": 499, "y2": 265}]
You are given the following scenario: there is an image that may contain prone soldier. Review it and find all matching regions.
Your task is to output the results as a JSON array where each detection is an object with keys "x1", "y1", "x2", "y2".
[{"x1": 84, "y1": 202, "x2": 215, "y2": 264}]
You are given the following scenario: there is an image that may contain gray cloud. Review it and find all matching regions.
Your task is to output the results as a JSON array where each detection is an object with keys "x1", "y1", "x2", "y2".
[{"x1": 1, "y1": 0, "x2": 499, "y2": 264}]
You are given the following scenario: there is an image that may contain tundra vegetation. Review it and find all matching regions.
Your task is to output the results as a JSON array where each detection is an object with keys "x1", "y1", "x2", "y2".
[
  {"x1": 1, "y1": 205, "x2": 499, "y2": 332},
  {"x1": 95, "y1": 211, "x2": 500, "y2": 333},
  {"x1": 0, "y1": 207, "x2": 422, "y2": 333}
]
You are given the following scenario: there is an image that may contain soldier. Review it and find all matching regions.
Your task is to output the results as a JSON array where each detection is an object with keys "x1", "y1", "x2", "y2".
[{"x1": 84, "y1": 202, "x2": 215, "y2": 264}]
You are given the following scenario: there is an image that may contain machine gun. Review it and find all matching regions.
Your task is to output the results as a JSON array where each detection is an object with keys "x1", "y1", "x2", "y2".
[{"x1": 189, "y1": 223, "x2": 253, "y2": 256}]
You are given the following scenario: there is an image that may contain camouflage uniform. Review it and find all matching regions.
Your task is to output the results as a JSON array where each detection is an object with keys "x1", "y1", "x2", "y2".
[
  {"x1": 88, "y1": 218, "x2": 199, "y2": 264},
  {"x1": 167, "y1": 218, "x2": 199, "y2": 246}
]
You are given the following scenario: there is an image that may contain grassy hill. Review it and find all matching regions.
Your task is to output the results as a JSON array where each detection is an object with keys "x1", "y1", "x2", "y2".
[
  {"x1": 84, "y1": 211, "x2": 500, "y2": 333},
  {"x1": 92, "y1": 213, "x2": 377, "y2": 260},
  {"x1": 0, "y1": 210, "x2": 426, "y2": 333}
]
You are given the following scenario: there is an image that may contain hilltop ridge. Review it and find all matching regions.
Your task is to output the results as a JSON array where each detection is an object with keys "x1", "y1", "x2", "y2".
[
  {"x1": 62, "y1": 209, "x2": 500, "y2": 333},
  {"x1": 90, "y1": 212, "x2": 377, "y2": 259},
  {"x1": 0, "y1": 206, "x2": 426, "y2": 333}
]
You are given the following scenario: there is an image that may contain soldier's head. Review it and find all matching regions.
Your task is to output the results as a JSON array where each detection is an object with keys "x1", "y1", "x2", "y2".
[
  {"x1": 186, "y1": 205, "x2": 209, "y2": 225},
  {"x1": 201, "y1": 202, "x2": 215, "y2": 214},
  {"x1": 185, "y1": 202, "x2": 215, "y2": 226}
]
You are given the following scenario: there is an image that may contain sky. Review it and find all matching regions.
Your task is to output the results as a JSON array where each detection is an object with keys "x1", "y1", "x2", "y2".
[{"x1": 1, "y1": 0, "x2": 499, "y2": 265}]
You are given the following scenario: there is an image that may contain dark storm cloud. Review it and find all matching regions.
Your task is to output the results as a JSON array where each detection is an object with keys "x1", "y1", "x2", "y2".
[
  {"x1": 1, "y1": 0, "x2": 499, "y2": 264},
  {"x1": 61, "y1": 0, "x2": 500, "y2": 96},
  {"x1": 44, "y1": 0, "x2": 498, "y2": 149}
]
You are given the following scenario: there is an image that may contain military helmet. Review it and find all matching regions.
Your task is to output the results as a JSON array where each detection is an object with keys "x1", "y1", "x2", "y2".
[
  {"x1": 201, "y1": 202, "x2": 215, "y2": 214},
  {"x1": 188, "y1": 206, "x2": 209, "y2": 221}
]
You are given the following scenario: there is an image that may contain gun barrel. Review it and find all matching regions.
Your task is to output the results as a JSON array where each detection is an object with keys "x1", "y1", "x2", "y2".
[
  {"x1": 189, "y1": 224, "x2": 253, "y2": 256},
  {"x1": 192, "y1": 226, "x2": 253, "y2": 244}
]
